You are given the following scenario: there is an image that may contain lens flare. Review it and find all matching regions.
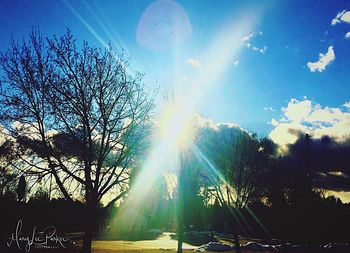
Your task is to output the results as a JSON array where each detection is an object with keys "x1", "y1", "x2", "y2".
[{"x1": 136, "y1": 0, "x2": 192, "y2": 51}]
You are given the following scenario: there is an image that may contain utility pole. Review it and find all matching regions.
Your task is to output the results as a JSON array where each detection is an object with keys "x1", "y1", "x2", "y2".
[
  {"x1": 305, "y1": 134, "x2": 314, "y2": 245},
  {"x1": 177, "y1": 150, "x2": 184, "y2": 253},
  {"x1": 305, "y1": 133, "x2": 312, "y2": 193}
]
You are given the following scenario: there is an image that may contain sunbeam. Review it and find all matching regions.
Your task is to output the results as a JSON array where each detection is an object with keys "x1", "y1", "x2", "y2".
[
  {"x1": 191, "y1": 143, "x2": 271, "y2": 237},
  {"x1": 63, "y1": 0, "x2": 141, "y2": 76},
  {"x1": 63, "y1": 0, "x2": 109, "y2": 48},
  {"x1": 110, "y1": 11, "x2": 260, "y2": 246},
  {"x1": 81, "y1": 0, "x2": 127, "y2": 52}
]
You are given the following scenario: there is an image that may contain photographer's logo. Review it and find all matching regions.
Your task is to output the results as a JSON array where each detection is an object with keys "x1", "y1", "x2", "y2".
[{"x1": 6, "y1": 220, "x2": 70, "y2": 252}]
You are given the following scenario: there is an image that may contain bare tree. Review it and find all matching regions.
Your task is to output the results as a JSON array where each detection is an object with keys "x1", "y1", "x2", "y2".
[
  {"x1": 198, "y1": 126, "x2": 265, "y2": 208},
  {"x1": 197, "y1": 125, "x2": 269, "y2": 252},
  {"x1": 0, "y1": 30, "x2": 154, "y2": 253},
  {"x1": 0, "y1": 140, "x2": 18, "y2": 198}
]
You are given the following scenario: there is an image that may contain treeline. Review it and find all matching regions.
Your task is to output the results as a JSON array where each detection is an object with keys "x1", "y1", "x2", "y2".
[
  {"x1": 0, "y1": 30, "x2": 350, "y2": 248},
  {"x1": 1, "y1": 182, "x2": 349, "y2": 244},
  {"x1": 1, "y1": 121, "x2": 350, "y2": 245}
]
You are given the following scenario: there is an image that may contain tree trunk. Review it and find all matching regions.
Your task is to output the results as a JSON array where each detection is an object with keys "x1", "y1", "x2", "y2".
[
  {"x1": 177, "y1": 225, "x2": 183, "y2": 253},
  {"x1": 223, "y1": 202, "x2": 241, "y2": 253},
  {"x1": 81, "y1": 204, "x2": 96, "y2": 253},
  {"x1": 81, "y1": 228, "x2": 93, "y2": 253},
  {"x1": 233, "y1": 223, "x2": 241, "y2": 253},
  {"x1": 230, "y1": 205, "x2": 241, "y2": 253},
  {"x1": 177, "y1": 185, "x2": 184, "y2": 253}
]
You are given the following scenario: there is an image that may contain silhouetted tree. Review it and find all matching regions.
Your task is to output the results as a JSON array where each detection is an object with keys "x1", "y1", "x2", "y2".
[
  {"x1": 0, "y1": 30, "x2": 154, "y2": 253},
  {"x1": 198, "y1": 126, "x2": 270, "y2": 208},
  {"x1": 28, "y1": 186, "x2": 50, "y2": 204},
  {"x1": 0, "y1": 168, "x2": 17, "y2": 199},
  {"x1": 196, "y1": 125, "x2": 274, "y2": 252},
  {"x1": 16, "y1": 175, "x2": 26, "y2": 201},
  {"x1": 0, "y1": 139, "x2": 19, "y2": 199}
]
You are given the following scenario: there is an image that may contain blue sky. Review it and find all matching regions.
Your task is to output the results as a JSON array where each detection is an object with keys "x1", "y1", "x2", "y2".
[{"x1": 1, "y1": 0, "x2": 350, "y2": 139}]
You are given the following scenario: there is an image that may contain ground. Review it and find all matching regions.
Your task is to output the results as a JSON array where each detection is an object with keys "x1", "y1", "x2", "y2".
[
  {"x1": 90, "y1": 232, "x2": 196, "y2": 251},
  {"x1": 63, "y1": 233, "x2": 274, "y2": 253}
]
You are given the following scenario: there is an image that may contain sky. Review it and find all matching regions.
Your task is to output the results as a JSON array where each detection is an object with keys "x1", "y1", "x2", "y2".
[{"x1": 1, "y1": 0, "x2": 350, "y2": 145}]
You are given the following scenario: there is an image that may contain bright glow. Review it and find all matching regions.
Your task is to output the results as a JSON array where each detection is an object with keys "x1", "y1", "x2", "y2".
[
  {"x1": 157, "y1": 101, "x2": 196, "y2": 149},
  {"x1": 111, "y1": 11, "x2": 257, "y2": 231}
]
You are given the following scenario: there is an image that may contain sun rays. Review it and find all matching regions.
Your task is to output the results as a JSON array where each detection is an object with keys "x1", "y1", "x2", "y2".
[
  {"x1": 156, "y1": 101, "x2": 196, "y2": 150},
  {"x1": 62, "y1": 0, "x2": 269, "y2": 241}
]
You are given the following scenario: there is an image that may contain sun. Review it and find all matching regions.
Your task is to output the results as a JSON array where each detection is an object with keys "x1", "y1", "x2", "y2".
[{"x1": 157, "y1": 101, "x2": 196, "y2": 150}]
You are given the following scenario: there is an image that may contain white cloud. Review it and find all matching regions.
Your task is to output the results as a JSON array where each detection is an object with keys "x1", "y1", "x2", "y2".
[
  {"x1": 283, "y1": 98, "x2": 313, "y2": 123},
  {"x1": 270, "y1": 118, "x2": 279, "y2": 126},
  {"x1": 242, "y1": 32, "x2": 267, "y2": 54},
  {"x1": 331, "y1": 10, "x2": 350, "y2": 25},
  {"x1": 343, "y1": 102, "x2": 350, "y2": 108},
  {"x1": 269, "y1": 98, "x2": 350, "y2": 153},
  {"x1": 269, "y1": 121, "x2": 308, "y2": 152},
  {"x1": 260, "y1": 46, "x2": 267, "y2": 54},
  {"x1": 308, "y1": 107, "x2": 347, "y2": 124},
  {"x1": 234, "y1": 60, "x2": 239, "y2": 66},
  {"x1": 241, "y1": 33, "x2": 254, "y2": 42},
  {"x1": 250, "y1": 45, "x2": 267, "y2": 54},
  {"x1": 241, "y1": 31, "x2": 263, "y2": 42},
  {"x1": 195, "y1": 114, "x2": 242, "y2": 131},
  {"x1": 345, "y1": 32, "x2": 350, "y2": 39},
  {"x1": 186, "y1": 58, "x2": 201, "y2": 68},
  {"x1": 0, "y1": 125, "x2": 10, "y2": 146},
  {"x1": 307, "y1": 46, "x2": 335, "y2": 72},
  {"x1": 264, "y1": 106, "x2": 275, "y2": 112},
  {"x1": 11, "y1": 121, "x2": 58, "y2": 140}
]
